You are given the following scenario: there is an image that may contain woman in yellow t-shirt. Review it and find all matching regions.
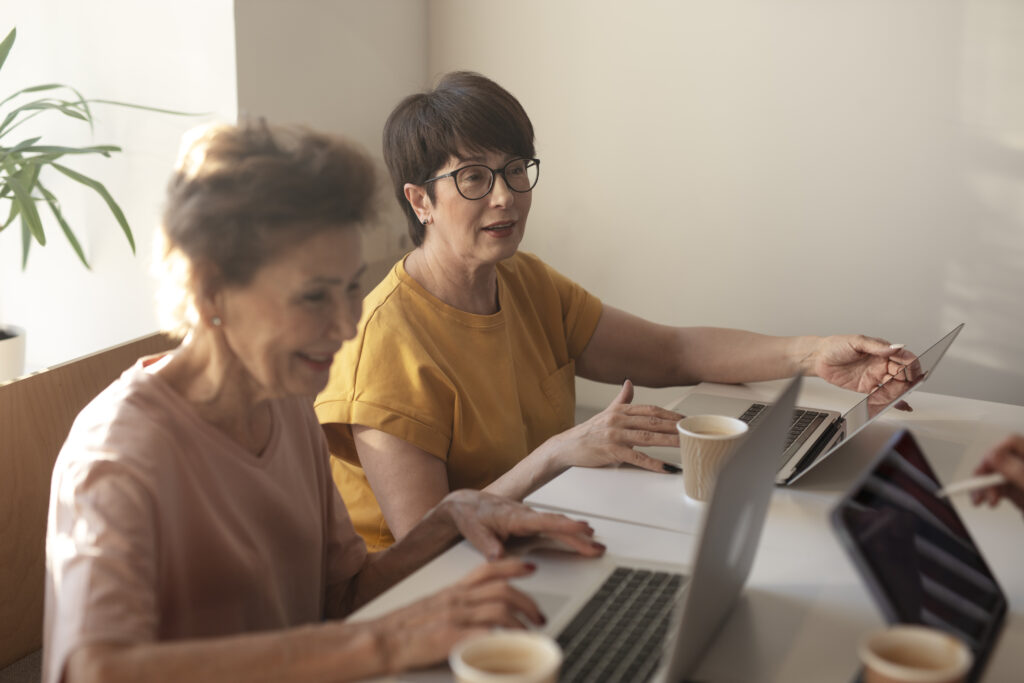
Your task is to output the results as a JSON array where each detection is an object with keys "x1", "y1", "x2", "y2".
[{"x1": 315, "y1": 72, "x2": 916, "y2": 551}]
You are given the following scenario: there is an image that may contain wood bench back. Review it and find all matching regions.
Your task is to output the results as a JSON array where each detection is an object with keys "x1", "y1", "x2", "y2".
[{"x1": 0, "y1": 333, "x2": 177, "y2": 669}]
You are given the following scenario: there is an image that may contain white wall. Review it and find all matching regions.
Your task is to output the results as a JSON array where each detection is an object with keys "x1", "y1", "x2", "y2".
[
  {"x1": 426, "y1": 0, "x2": 1024, "y2": 407},
  {"x1": 233, "y1": 0, "x2": 427, "y2": 270},
  {"x1": 0, "y1": 0, "x2": 236, "y2": 372}
]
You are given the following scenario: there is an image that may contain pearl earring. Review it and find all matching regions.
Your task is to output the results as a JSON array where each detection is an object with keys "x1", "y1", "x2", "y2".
[{"x1": 211, "y1": 316, "x2": 223, "y2": 327}]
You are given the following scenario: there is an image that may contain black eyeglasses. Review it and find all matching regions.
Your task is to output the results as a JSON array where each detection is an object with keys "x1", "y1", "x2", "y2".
[{"x1": 423, "y1": 158, "x2": 540, "y2": 201}]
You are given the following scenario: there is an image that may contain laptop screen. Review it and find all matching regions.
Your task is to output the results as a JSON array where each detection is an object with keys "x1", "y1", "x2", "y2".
[
  {"x1": 832, "y1": 323, "x2": 964, "y2": 456},
  {"x1": 831, "y1": 429, "x2": 1006, "y2": 683}
]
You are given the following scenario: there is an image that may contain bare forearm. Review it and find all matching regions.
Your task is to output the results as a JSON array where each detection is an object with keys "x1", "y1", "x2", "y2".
[
  {"x1": 340, "y1": 500, "x2": 460, "y2": 612},
  {"x1": 663, "y1": 328, "x2": 821, "y2": 386},
  {"x1": 482, "y1": 442, "x2": 564, "y2": 501},
  {"x1": 577, "y1": 306, "x2": 823, "y2": 388},
  {"x1": 68, "y1": 622, "x2": 387, "y2": 683}
]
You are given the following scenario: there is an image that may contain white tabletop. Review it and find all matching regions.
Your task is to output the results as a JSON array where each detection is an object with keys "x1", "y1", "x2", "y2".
[{"x1": 353, "y1": 379, "x2": 1024, "y2": 682}]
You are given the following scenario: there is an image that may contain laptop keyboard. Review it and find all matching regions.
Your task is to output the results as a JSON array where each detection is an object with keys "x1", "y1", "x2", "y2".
[
  {"x1": 557, "y1": 566, "x2": 687, "y2": 683},
  {"x1": 738, "y1": 403, "x2": 829, "y2": 451}
]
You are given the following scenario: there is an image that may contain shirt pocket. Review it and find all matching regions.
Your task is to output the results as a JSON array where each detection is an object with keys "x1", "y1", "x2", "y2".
[{"x1": 539, "y1": 360, "x2": 577, "y2": 433}]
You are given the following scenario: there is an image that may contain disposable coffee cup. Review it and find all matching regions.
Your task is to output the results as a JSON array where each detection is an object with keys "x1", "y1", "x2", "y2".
[
  {"x1": 449, "y1": 630, "x2": 562, "y2": 683},
  {"x1": 858, "y1": 625, "x2": 973, "y2": 683},
  {"x1": 676, "y1": 415, "x2": 749, "y2": 501}
]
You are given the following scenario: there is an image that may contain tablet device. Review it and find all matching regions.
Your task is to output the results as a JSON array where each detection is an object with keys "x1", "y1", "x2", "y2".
[{"x1": 830, "y1": 429, "x2": 1006, "y2": 683}]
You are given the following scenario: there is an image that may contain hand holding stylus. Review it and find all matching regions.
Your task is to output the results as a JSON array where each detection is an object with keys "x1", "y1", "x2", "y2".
[{"x1": 967, "y1": 434, "x2": 1024, "y2": 513}]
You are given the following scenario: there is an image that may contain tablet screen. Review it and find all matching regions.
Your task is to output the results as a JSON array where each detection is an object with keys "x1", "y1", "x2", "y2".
[{"x1": 831, "y1": 430, "x2": 1006, "y2": 682}]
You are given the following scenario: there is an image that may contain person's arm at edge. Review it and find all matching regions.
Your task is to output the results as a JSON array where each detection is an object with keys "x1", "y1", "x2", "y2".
[
  {"x1": 65, "y1": 623, "x2": 388, "y2": 683},
  {"x1": 575, "y1": 306, "x2": 822, "y2": 387}
]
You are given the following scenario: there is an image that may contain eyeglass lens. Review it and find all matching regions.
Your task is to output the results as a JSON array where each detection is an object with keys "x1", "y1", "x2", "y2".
[{"x1": 455, "y1": 159, "x2": 539, "y2": 200}]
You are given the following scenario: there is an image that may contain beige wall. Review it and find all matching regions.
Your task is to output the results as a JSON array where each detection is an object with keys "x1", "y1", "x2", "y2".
[
  {"x1": 426, "y1": 0, "x2": 1024, "y2": 406},
  {"x1": 234, "y1": 0, "x2": 427, "y2": 269},
  {"x1": 0, "y1": 0, "x2": 237, "y2": 372},
  {"x1": 5, "y1": 1, "x2": 1022, "y2": 407}
]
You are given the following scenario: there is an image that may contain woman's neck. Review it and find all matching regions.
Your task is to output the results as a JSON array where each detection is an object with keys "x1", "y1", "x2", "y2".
[
  {"x1": 405, "y1": 247, "x2": 500, "y2": 315},
  {"x1": 155, "y1": 332, "x2": 274, "y2": 455}
]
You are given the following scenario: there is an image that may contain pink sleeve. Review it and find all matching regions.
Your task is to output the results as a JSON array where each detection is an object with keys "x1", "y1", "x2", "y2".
[{"x1": 43, "y1": 457, "x2": 159, "y2": 683}]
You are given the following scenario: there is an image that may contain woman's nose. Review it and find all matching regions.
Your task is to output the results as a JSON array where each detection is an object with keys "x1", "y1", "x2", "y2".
[{"x1": 489, "y1": 172, "x2": 514, "y2": 205}]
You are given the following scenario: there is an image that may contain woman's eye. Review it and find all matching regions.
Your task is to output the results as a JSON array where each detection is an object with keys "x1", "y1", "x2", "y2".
[
  {"x1": 347, "y1": 281, "x2": 362, "y2": 295},
  {"x1": 303, "y1": 290, "x2": 328, "y2": 303}
]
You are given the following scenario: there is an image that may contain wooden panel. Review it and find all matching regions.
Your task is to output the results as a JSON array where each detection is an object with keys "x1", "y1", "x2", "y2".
[{"x1": 0, "y1": 333, "x2": 177, "y2": 669}]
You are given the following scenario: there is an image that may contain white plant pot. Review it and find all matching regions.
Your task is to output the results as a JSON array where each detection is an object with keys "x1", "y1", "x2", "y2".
[{"x1": 0, "y1": 325, "x2": 26, "y2": 383}]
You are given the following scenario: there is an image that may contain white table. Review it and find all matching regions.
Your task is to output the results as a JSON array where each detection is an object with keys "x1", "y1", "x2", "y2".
[{"x1": 352, "y1": 379, "x2": 1024, "y2": 682}]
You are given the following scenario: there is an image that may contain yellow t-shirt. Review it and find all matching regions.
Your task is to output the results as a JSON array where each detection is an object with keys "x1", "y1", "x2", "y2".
[{"x1": 315, "y1": 251, "x2": 603, "y2": 550}]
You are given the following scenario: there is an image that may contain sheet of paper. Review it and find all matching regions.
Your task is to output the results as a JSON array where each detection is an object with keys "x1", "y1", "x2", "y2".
[{"x1": 525, "y1": 465, "x2": 707, "y2": 534}]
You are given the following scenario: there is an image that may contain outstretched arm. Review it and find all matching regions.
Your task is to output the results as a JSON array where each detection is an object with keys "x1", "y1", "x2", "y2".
[{"x1": 576, "y1": 305, "x2": 915, "y2": 392}]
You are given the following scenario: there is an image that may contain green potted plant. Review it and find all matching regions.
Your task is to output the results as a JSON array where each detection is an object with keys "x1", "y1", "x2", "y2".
[{"x1": 0, "y1": 26, "x2": 194, "y2": 382}]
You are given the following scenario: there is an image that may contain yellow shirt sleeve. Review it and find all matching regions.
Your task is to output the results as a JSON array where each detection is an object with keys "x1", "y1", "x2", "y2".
[{"x1": 315, "y1": 251, "x2": 602, "y2": 550}]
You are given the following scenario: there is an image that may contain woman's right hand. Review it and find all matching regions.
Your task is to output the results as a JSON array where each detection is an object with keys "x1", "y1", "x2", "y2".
[
  {"x1": 367, "y1": 558, "x2": 543, "y2": 673},
  {"x1": 542, "y1": 380, "x2": 682, "y2": 473},
  {"x1": 971, "y1": 434, "x2": 1024, "y2": 513}
]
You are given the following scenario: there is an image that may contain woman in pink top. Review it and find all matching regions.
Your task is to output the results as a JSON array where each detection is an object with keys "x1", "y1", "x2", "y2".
[{"x1": 43, "y1": 121, "x2": 603, "y2": 683}]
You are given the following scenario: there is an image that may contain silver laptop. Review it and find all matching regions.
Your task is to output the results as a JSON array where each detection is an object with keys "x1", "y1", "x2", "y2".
[
  {"x1": 510, "y1": 374, "x2": 801, "y2": 682},
  {"x1": 674, "y1": 324, "x2": 963, "y2": 486}
]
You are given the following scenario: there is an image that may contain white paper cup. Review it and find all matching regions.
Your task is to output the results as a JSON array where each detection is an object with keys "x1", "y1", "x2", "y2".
[
  {"x1": 449, "y1": 630, "x2": 562, "y2": 683},
  {"x1": 676, "y1": 415, "x2": 749, "y2": 501},
  {"x1": 859, "y1": 625, "x2": 973, "y2": 683}
]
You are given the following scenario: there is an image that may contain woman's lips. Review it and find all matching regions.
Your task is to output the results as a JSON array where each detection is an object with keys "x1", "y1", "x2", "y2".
[
  {"x1": 482, "y1": 221, "x2": 515, "y2": 237},
  {"x1": 297, "y1": 352, "x2": 334, "y2": 372}
]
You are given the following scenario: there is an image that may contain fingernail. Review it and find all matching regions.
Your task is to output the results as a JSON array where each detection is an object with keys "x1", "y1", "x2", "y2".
[
  {"x1": 524, "y1": 562, "x2": 537, "y2": 572},
  {"x1": 662, "y1": 463, "x2": 682, "y2": 474},
  {"x1": 889, "y1": 343, "x2": 905, "y2": 350},
  {"x1": 593, "y1": 542, "x2": 606, "y2": 551}
]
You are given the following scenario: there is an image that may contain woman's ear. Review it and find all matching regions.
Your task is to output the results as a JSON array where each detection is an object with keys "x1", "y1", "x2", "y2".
[
  {"x1": 191, "y1": 261, "x2": 225, "y2": 328},
  {"x1": 404, "y1": 182, "x2": 433, "y2": 225}
]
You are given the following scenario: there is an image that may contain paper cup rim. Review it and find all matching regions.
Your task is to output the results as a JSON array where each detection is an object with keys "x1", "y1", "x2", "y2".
[
  {"x1": 858, "y1": 625, "x2": 972, "y2": 681},
  {"x1": 449, "y1": 630, "x2": 563, "y2": 682},
  {"x1": 676, "y1": 414, "x2": 749, "y2": 440}
]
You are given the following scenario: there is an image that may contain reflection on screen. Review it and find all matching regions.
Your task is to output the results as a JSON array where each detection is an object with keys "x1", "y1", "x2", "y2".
[
  {"x1": 833, "y1": 324, "x2": 964, "y2": 454},
  {"x1": 836, "y1": 431, "x2": 1006, "y2": 682}
]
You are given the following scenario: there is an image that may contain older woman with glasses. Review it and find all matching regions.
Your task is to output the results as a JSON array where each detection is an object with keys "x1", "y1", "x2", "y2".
[
  {"x1": 43, "y1": 121, "x2": 604, "y2": 683},
  {"x1": 315, "y1": 71, "x2": 916, "y2": 551}
]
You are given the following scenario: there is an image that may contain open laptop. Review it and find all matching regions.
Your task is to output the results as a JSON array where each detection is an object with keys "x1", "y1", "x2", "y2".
[
  {"x1": 509, "y1": 374, "x2": 801, "y2": 682},
  {"x1": 831, "y1": 429, "x2": 1006, "y2": 683},
  {"x1": 672, "y1": 324, "x2": 963, "y2": 486}
]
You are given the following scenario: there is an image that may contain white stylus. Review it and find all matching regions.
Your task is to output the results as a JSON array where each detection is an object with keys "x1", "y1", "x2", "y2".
[{"x1": 936, "y1": 473, "x2": 1008, "y2": 499}]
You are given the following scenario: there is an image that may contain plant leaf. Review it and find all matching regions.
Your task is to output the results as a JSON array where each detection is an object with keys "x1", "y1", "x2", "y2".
[
  {"x1": 0, "y1": 28, "x2": 14, "y2": 74},
  {"x1": 37, "y1": 180, "x2": 90, "y2": 269},
  {"x1": 3, "y1": 136, "x2": 43, "y2": 156},
  {"x1": 22, "y1": 144, "x2": 121, "y2": 156},
  {"x1": 1, "y1": 198, "x2": 20, "y2": 229},
  {"x1": 89, "y1": 98, "x2": 205, "y2": 117},
  {"x1": 21, "y1": 215, "x2": 32, "y2": 269},
  {"x1": 52, "y1": 162, "x2": 135, "y2": 253},
  {"x1": 1, "y1": 164, "x2": 45, "y2": 245}
]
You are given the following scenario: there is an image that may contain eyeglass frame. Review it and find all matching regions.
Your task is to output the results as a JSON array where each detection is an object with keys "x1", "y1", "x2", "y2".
[{"x1": 421, "y1": 157, "x2": 540, "y2": 201}]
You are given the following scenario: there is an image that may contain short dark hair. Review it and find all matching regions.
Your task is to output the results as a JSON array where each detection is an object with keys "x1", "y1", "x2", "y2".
[
  {"x1": 382, "y1": 71, "x2": 536, "y2": 246},
  {"x1": 157, "y1": 120, "x2": 376, "y2": 333}
]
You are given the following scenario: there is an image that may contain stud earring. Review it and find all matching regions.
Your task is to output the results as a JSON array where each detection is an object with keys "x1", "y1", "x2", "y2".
[{"x1": 211, "y1": 316, "x2": 223, "y2": 327}]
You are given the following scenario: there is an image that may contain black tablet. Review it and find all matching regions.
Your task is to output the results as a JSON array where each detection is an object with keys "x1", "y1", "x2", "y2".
[{"x1": 830, "y1": 429, "x2": 1007, "y2": 683}]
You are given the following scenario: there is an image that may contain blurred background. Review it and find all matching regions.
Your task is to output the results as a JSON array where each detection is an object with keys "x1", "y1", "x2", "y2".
[{"x1": 3, "y1": 0, "x2": 1022, "y2": 406}]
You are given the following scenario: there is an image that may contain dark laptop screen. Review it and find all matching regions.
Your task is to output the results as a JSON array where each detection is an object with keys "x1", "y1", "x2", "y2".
[{"x1": 831, "y1": 429, "x2": 1006, "y2": 683}]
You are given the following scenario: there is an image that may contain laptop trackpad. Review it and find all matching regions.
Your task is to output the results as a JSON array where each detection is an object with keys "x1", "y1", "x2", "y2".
[{"x1": 530, "y1": 591, "x2": 572, "y2": 626}]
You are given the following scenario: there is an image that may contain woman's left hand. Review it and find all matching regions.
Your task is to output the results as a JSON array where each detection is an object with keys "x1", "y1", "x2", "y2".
[
  {"x1": 441, "y1": 490, "x2": 606, "y2": 561},
  {"x1": 809, "y1": 335, "x2": 921, "y2": 406}
]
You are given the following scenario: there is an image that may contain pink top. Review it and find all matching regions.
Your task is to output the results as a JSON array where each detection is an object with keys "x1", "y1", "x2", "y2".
[{"x1": 42, "y1": 356, "x2": 367, "y2": 683}]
